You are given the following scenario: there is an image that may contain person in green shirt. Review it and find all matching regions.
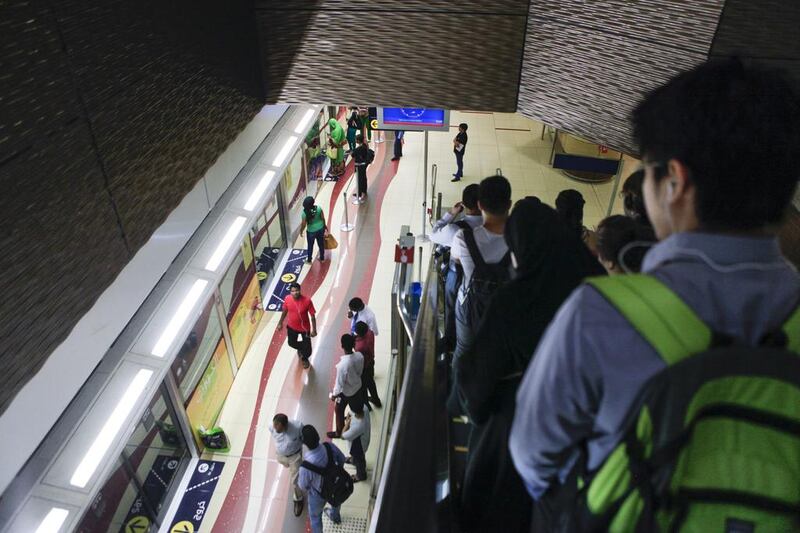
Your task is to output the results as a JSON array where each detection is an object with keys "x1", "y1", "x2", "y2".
[{"x1": 301, "y1": 196, "x2": 328, "y2": 263}]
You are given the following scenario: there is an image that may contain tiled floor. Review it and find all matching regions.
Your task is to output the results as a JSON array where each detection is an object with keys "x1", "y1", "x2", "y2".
[{"x1": 176, "y1": 110, "x2": 628, "y2": 533}]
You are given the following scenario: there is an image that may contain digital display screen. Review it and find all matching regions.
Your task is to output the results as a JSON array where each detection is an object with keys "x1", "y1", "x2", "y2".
[{"x1": 378, "y1": 108, "x2": 450, "y2": 131}]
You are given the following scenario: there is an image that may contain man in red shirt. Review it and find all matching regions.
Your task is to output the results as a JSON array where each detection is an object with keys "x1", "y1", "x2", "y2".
[
  {"x1": 354, "y1": 321, "x2": 381, "y2": 408},
  {"x1": 277, "y1": 282, "x2": 317, "y2": 369}
]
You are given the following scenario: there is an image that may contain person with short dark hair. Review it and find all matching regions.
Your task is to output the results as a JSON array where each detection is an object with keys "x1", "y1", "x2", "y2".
[
  {"x1": 298, "y1": 425, "x2": 346, "y2": 532},
  {"x1": 451, "y1": 123, "x2": 469, "y2": 182},
  {"x1": 596, "y1": 215, "x2": 655, "y2": 274},
  {"x1": 328, "y1": 334, "x2": 364, "y2": 438},
  {"x1": 354, "y1": 321, "x2": 381, "y2": 408},
  {"x1": 511, "y1": 58, "x2": 800, "y2": 529},
  {"x1": 352, "y1": 133, "x2": 373, "y2": 204},
  {"x1": 269, "y1": 413, "x2": 305, "y2": 516},
  {"x1": 620, "y1": 169, "x2": 651, "y2": 226},
  {"x1": 277, "y1": 282, "x2": 317, "y2": 369},
  {"x1": 342, "y1": 399, "x2": 371, "y2": 482},
  {"x1": 391, "y1": 129, "x2": 405, "y2": 161},
  {"x1": 556, "y1": 189, "x2": 597, "y2": 254},
  {"x1": 449, "y1": 175, "x2": 512, "y2": 411},
  {"x1": 430, "y1": 184, "x2": 483, "y2": 350},
  {"x1": 347, "y1": 297, "x2": 378, "y2": 336}
]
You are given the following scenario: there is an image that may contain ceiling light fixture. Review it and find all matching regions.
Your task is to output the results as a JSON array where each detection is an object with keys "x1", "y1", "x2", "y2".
[
  {"x1": 70, "y1": 369, "x2": 153, "y2": 488},
  {"x1": 205, "y1": 216, "x2": 247, "y2": 272},
  {"x1": 294, "y1": 108, "x2": 316, "y2": 134},
  {"x1": 272, "y1": 136, "x2": 298, "y2": 167},
  {"x1": 35, "y1": 507, "x2": 69, "y2": 533},
  {"x1": 151, "y1": 279, "x2": 209, "y2": 357},
  {"x1": 244, "y1": 170, "x2": 276, "y2": 212}
]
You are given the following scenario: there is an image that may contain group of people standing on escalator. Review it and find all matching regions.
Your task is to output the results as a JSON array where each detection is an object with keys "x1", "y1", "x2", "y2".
[{"x1": 433, "y1": 58, "x2": 800, "y2": 533}]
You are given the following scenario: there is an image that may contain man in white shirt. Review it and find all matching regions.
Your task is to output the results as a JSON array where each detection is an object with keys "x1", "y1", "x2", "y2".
[
  {"x1": 449, "y1": 175, "x2": 512, "y2": 412},
  {"x1": 328, "y1": 334, "x2": 364, "y2": 438},
  {"x1": 430, "y1": 184, "x2": 483, "y2": 350},
  {"x1": 342, "y1": 400, "x2": 371, "y2": 482},
  {"x1": 269, "y1": 414, "x2": 305, "y2": 516},
  {"x1": 348, "y1": 297, "x2": 379, "y2": 336}
]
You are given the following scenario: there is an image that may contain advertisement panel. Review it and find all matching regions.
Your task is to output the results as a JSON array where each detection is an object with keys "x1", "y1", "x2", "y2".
[
  {"x1": 185, "y1": 338, "x2": 234, "y2": 443},
  {"x1": 227, "y1": 275, "x2": 263, "y2": 366}
]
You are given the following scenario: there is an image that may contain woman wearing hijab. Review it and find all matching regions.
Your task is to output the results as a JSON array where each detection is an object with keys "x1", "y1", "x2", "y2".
[
  {"x1": 327, "y1": 118, "x2": 347, "y2": 178},
  {"x1": 454, "y1": 197, "x2": 605, "y2": 533},
  {"x1": 556, "y1": 189, "x2": 598, "y2": 254},
  {"x1": 346, "y1": 107, "x2": 362, "y2": 154},
  {"x1": 299, "y1": 196, "x2": 327, "y2": 263}
]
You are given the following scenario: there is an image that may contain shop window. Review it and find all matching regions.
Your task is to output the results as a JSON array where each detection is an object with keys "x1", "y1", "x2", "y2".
[{"x1": 75, "y1": 387, "x2": 188, "y2": 532}]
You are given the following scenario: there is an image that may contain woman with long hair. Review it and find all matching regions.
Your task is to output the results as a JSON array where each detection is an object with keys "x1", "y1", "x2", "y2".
[{"x1": 455, "y1": 196, "x2": 605, "y2": 533}]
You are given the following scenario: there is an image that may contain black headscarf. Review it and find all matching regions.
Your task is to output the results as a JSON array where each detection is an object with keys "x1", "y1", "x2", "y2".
[
  {"x1": 457, "y1": 196, "x2": 605, "y2": 423},
  {"x1": 555, "y1": 189, "x2": 586, "y2": 239}
]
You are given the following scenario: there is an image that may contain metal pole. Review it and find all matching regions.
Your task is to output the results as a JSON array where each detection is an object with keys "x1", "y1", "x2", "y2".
[
  {"x1": 430, "y1": 164, "x2": 438, "y2": 225},
  {"x1": 341, "y1": 192, "x2": 355, "y2": 232},
  {"x1": 605, "y1": 154, "x2": 626, "y2": 217},
  {"x1": 418, "y1": 131, "x2": 430, "y2": 242},
  {"x1": 418, "y1": 246, "x2": 423, "y2": 283}
]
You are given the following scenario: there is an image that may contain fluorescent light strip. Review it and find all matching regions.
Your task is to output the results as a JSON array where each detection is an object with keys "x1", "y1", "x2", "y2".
[
  {"x1": 272, "y1": 136, "x2": 298, "y2": 167},
  {"x1": 70, "y1": 369, "x2": 153, "y2": 488},
  {"x1": 205, "y1": 216, "x2": 247, "y2": 271},
  {"x1": 244, "y1": 170, "x2": 276, "y2": 211},
  {"x1": 294, "y1": 108, "x2": 316, "y2": 134},
  {"x1": 151, "y1": 279, "x2": 209, "y2": 357},
  {"x1": 35, "y1": 507, "x2": 69, "y2": 533}
]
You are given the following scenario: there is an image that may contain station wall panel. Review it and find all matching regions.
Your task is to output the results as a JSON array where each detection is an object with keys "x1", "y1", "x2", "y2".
[
  {"x1": 0, "y1": 0, "x2": 263, "y2": 414},
  {"x1": 517, "y1": 1, "x2": 724, "y2": 154},
  {"x1": 254, "y1": 0, "x2": 529, "y2": 111}
]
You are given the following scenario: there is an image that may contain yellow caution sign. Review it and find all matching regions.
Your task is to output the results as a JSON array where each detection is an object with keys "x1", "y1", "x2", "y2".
[
  {"x1": 125, "y1": 515, "x2": 150, "y2": 533},
  {"x1": 281, "y1": 273, "x2": 297, "y2": 283},
  {"x1": 171, "y1": 520, "x2": 195, "y2": 533}
]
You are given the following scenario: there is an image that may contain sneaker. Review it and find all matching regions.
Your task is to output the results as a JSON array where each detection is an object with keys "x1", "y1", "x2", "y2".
[
  {"x1": 324, "y1": 508, "x2": 341, "y2": 524},
  {"x1": 293, "y1": 499, "x2": 304, "y2": 517},
  {"x1": 352, "y1": 198, "x2": 361, "y2": 205},
  {"x1": 451, "y1": 176, "x2": 461, "y2": 182}
]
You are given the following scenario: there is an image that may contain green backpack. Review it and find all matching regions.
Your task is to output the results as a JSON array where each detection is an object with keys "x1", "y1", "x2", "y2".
[{"x1": 573, "y1": 274, "x2": 800, "y2": 532}]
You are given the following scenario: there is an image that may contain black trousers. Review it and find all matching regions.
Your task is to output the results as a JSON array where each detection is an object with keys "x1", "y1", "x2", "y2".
[
  {"x1": 394, "y1": 137, "x2": 403, "y2": 158},
  {"x1": 286, "y1": 326, "x2": 311, "y2": 360},
  {"x1": 356, "y1": 165, "x2": 368, "y2": 197},
  {"x1": 362, "y1": 364, "x2": 381, "y2": 404},
  {"x1": 350, "y1": 436, "x2": 367, "y2": 480},
  {"x1": 454, "y1": 150, "x2": 464, "y2": 177}
]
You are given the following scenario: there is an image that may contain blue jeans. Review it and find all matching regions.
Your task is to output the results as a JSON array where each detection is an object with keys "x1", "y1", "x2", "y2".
[
  {"x1": 307, "y1": 228, "x2": 325, "y2": 261},
  {"x1": 448, "y1": 297, "x2": 473, "y2": 414},
  {"x1": 309, "y1": 491, "x2": 340, "y2": 533},
  {"x1": 443, "y1": 268, "x2": 459, "y2": 349},
  {"x1": 454, "y1": 150, "x2": 464, "y2": 178}
]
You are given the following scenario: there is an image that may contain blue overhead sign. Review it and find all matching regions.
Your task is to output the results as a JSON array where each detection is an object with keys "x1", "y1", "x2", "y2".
[{"x1": 378, "y1": 108, "x2": 450, "y2": 131}]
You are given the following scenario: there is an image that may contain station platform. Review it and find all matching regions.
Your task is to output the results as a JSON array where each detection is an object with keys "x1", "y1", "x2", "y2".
[{"x1": 157, "y1": 110, "x2": 620, "y2": 533}]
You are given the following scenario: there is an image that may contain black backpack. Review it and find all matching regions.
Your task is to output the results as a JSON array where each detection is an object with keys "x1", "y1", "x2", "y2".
[
  {"x1": 301, "y1": 443, "x2": 354, "y2": 506},
  {"x1": 461, "y1": 227, "x2": 511, "y2": 329},
  {"x1": 366, "y1": 147, "x2": 375, "y2": 164}
]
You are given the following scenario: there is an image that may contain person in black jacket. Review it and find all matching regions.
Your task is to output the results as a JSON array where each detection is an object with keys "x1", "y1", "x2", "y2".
[
  {"x1": 352, "y1": 133, "x2": 373, "y2": 204},
  {"x1": 346, "y1": 107, "x2": 362, "y2": 154},
  {"x1": 454, "y1": 196, "x2": 605, "y2": 533}
]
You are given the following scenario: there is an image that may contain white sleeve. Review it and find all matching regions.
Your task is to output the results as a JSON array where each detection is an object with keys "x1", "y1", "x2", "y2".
[
  {"x1": 450, "y1": 229, "x2": 474, "y2": 290},
  {"x1": 367, "y1": 308, "x2": 379, "y2": 336}
]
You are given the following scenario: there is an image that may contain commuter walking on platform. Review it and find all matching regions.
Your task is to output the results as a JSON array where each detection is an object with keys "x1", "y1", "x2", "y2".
[
  {"x1": 269, "y1": 414, "x2": 305, "y2": 517},
  {"x1": 451, "y1": 123, "x2": 468, "y2": 182},
  {"x1": 277, "y1": 282, "x2": 317, "y2": 369},
  {"x1": 352, "y1": 134, "x2": 374, "y2": 204},
  {"x1": 327, "y1": 118, "x2": 347, "y2": 178},
  {"x1": 300, "y1": 196, "x2": 328, "y2": 263},
  {"x1": 391, "y1": 130, "x2": 404, "y2": 161},
  {"x1": 354, "y1": 321, "x2": 381, "y2": 408},
  {"x1": 342, "y1": 400, "x2": 371, "y2": 482},
  {"x1": 299, "y1": 425, "x2": 345, "y2": 531},
  {"x1": 455, "y1": 197, "x2": 604, "y2": 533},
  {"x1": 328, "y1": 334, "x2": 364, "y2": 438},
  {"x1": 347, "y1": 297, "x2": 378, "y2": 336},
  {"x1": 430, "y1": 184, "x2": 482, "y2": 351},
  {"x1": 510, "y1": 59, "x2": 800, "y2": 532},
  {"x1": 346, "y1": 107, "x2": 362, "y2": 154}
]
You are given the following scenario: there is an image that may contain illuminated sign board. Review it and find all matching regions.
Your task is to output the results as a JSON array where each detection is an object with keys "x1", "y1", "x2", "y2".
[{"x1": 377, "y1": 108, "x2": 450, "y2": 132}]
